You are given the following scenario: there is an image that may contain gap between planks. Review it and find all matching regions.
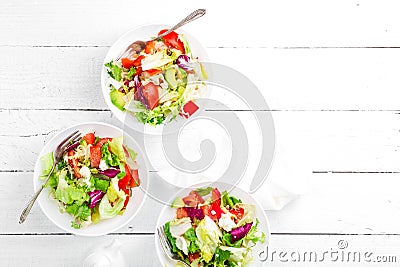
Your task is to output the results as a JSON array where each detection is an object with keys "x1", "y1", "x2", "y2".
[{"x1": 1, "y1": 232, "x2": 400, "y2": 236}]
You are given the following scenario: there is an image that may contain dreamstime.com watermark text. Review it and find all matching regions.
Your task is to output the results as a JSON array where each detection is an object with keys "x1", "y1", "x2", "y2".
[{"x1": 258, "y1": 240, "x2": 398, "y2": 264}]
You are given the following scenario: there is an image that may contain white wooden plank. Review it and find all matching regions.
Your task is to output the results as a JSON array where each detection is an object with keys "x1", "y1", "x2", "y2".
[
  {"x1": 1, "y1": 0, "x2": 400, "y2": 47},
  {"x1": 2, "y1": 110, "x2": 400, "y2": 172},
  {"x1": 4, "y1": 172, "x2": 400, "y2": 234},
  {"x1": 1, "y1": 234, "x2": 399, "y2": 267},
  {"x1": 2, "y1": 47, "x2": 400, "y2": 110}
]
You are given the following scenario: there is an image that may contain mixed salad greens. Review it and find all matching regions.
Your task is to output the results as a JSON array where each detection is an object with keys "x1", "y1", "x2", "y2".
[
  {"x1": 105, "y1": 29, "x2": 207, "y2": 126},
  {"x1": 164, "y1": 187, "x2": 265, "y2": 267},
  {"x1": 40, "y1": 132, "x2": 140, "y2": 229}
]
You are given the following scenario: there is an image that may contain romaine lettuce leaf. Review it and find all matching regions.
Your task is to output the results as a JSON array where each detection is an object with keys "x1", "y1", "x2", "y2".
[
  {"x1": 195, "y1": 216, "x2": 222, "y2": 263},
  {"x1": 101, "y1": 143, "x2": 120, "y2": 167},
  {"x1": 54, "y1": 170, "x2": 89, "y2": 205},
  {"x1": 164, "y1": 222, "x2": 179, "y2": 253},
  {"x1": 106, "y1": 177, "x2": 125, "y2": 202},
  {"x1": 218, "y1": 246, "x2": 251, "y2": 266},
  {"x1": 105, "y1": 61, "x2": 122, "y2": 82},
  {"x1": 94, "y1": 178, "x2": 109, "y2": 193},
  {"x1": 109, "y1": 136, "x2": 126, "y2": 163},
  {"x1": 40, "y1": 152, "x2": 54, "y2": 179}
]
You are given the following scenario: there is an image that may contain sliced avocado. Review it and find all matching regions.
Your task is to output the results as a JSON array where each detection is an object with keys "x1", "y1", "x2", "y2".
[
  {"x1": 171, "y1": 197, "x2": 185, "y2": 208},
  {"x1": 165, "y1": 68, "x2": 178, "y2": 89},
  {"x1": 110, "y1": 89, "x2": 126, "y2": 111}
]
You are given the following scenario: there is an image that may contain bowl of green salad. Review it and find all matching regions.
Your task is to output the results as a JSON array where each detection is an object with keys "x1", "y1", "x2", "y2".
[
  {"x1": 155, "y1": 182, "x2": 270, "y2": 266},
  {"x1": 101, "y1": 24, "x2": 209, "y2": 135},
  {"x1": 33, "y1": 122, "x2": 148, "y2": 236}
]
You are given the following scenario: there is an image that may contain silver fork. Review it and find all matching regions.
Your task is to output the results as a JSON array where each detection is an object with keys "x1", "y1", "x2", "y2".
[
  {"x1": 19, "y1": 130, "x2": 81, "y2": 224},
  {"x1": 157, "y1": 225, "x2": 191, "y2": 267}
]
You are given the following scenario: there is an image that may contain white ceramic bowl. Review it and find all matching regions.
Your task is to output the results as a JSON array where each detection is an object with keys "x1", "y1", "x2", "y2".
[
  {"x1": 33, "y1": 122, "x2": 148, "y2": 236},
  {"x1": 101, "y1": 24, "x2": 209, "y2": 135},
  {"x1": 155, "y1": 182, "x2": 270, "y2": 266}
]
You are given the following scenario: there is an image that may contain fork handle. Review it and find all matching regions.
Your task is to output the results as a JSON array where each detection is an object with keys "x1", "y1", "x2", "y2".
[
  {"x1": 19, "y1": 185, "x2": 45, "y2": 224},
  {"x1": 19, "y1": 164, "x2": 55, "y2": 224},
  {"x1": 155, "y1": 9, "x2": 206, "y2": 40}
]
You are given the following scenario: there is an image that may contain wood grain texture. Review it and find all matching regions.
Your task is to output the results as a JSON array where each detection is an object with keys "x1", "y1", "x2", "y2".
[
  {"x1": 2, "y1": 110, "x2": 400, "y2": 172},
  {"x1": 2, "y1": 47, "x2": 400, "y2": 110},
  {"x1": 2, "y1": 0, "x2": 400, "y2": 266},
  {"x1": 1, "y1": 234, "x2": 399, "y2": 266},
  {"x1": 1, "y1": 0, "x2": 400, "y2": 47}
]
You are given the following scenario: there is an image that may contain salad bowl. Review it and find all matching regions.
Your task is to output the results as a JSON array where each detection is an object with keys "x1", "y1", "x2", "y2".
[
  {"x1": 101, "y1": 24, "x2": 209, "y2": 135},
  {"x1": 33, "y1": 122, "x2": 148, "y2": 236},
  {"x1": 155, "y1": 182, "x2": 270, "y2": 267}
]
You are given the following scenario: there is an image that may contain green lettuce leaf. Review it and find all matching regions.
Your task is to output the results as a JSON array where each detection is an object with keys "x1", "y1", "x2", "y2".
[
  {"x1": 222, "y1": 232, "x2": 243, "y2": 248},
  {"x1": 184, "y1": 227, "x2": 199, "y2": 254},
  {"x1": 126, "y1": 67, "x2": 136, "y2": 79},
  {"x1": 54, "y1": 170, "x2": 89, "y2": 205},
  {"x1": 214, "y1": 247, "x2": 231, "y2": 266},
  {"x1": 101, "y1": 143, "x2": 120, "y2": 167},
  {"x1": 98, "y1": 193, "x2": 125, "y2": 220},
  {"x1": 179, "y1": 34, "x2": 192, "y2": 57},
  {"x1": 164, "y1": 222, "x2": 179, "y2": 253},
  {"x1": 65, "y1": 203, "x2": 91, "y2": 221},
  {"x1": 45, "y1": 172, "x2": 58, "y2": 188},
  {"x1": 244, "y1": 218, "x2": 265, "y2": 244},
  {"x1": 221, "y1": 191, "x2": 242, "y2": 208},
  {"x1": 218, "y1": 246, "x2": 252, "y2": 266},
  {"x1": 109, "y1": 136, "x2": 126, "y2": 163},
  {"x1": 196, "y1": 216, "x2": 222, "y2": 263},
  {"x1": 40, "y1": 152, "x2": 54, "y2": 179},
  {"x1": 105, "y1": 61, "x2": 122, "y2": 82},
  {"x1": 94, "y1": 178, "x2": 110, "y2": 193},
  {"x1": 106, "y1": 177, "x2": 124, "y2": 202}
]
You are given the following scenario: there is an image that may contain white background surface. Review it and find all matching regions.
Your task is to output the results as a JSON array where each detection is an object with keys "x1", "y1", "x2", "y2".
[{"x1": 2, "y1": 0, "x2": 400, "y2": 266}]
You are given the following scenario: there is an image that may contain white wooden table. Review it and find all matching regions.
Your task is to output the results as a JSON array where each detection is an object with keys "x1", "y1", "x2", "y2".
[{"x1": 2, "y1": 0, "x2": 400, "y2": 266}]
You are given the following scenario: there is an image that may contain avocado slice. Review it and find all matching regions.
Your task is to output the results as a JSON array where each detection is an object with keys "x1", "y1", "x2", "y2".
[
  {"x1": 171, "y1": 197, "x2": 185, "y2": 208},
  {"x1": 110, "y1": 89, "x2": 126, "y2": 111},
  {"x1": 165, "y1": 68, "x2": 178, "y2": 89}
]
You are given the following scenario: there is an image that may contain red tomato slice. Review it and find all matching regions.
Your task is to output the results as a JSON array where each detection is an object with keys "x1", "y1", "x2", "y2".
[
  {"x1": 201, "y1": 202, "x2": 223, "y2": 221},
  {"x1": 133, "y1": 55, "x2": 144, "y2": 67},
  {"x1": 135, "y1": 66, "x2": 142, "y2": 76},
  {"x1": 158, "y1": 29, "x2": 185, "y2": 53},
  {"x1": 144, "y1": 41, "x2": 156, "y2": 54},
  {"x1": 144, "y1": 68, "x2": 162, "y2": 77},
  {"x1": 182, "y1": 191, "x2": 205, "y2": 207},
  {"x1": 90, "y1": 146, "x2": 101, "y2": 168},
  {"x1": 180, "y1": 101, "x2": 199, "y2": 118},
  {"x1": 142, "y1": 82, "x2": 159, "y2": 110},
  {"x1": 188, "y1": 252, "x2": 200, "y2": 263},
  {"x1": 118, "y1": 164, "x2": 131, "y2": 190},
  {"x1": 121, "y1": 58, "x2": 136, "y2": 69},
  {"x1": 128, "y1": 168, "x2": 140, "y2": 188},
  {"x1": 121, "y1": 55, "x2": 143, "y2": 69},
  {"x1": 122, "y1": 188, "x2": 130, "y2": 208},
  {"x1": 176, "y1": 207, "x2": 188, "y2": 219},
  {"x1": 82, "y1": 133, "x2": 95, "y2": 145},
  {"x1": 95, "y1": 137, "x2": 112, "y2": 148},
  {"x1": 67, "y1": 150, "x2": 82, "y2": 178},
  {"x1": 229, "y1": 207, "x2": 245, "y2": 221}
]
